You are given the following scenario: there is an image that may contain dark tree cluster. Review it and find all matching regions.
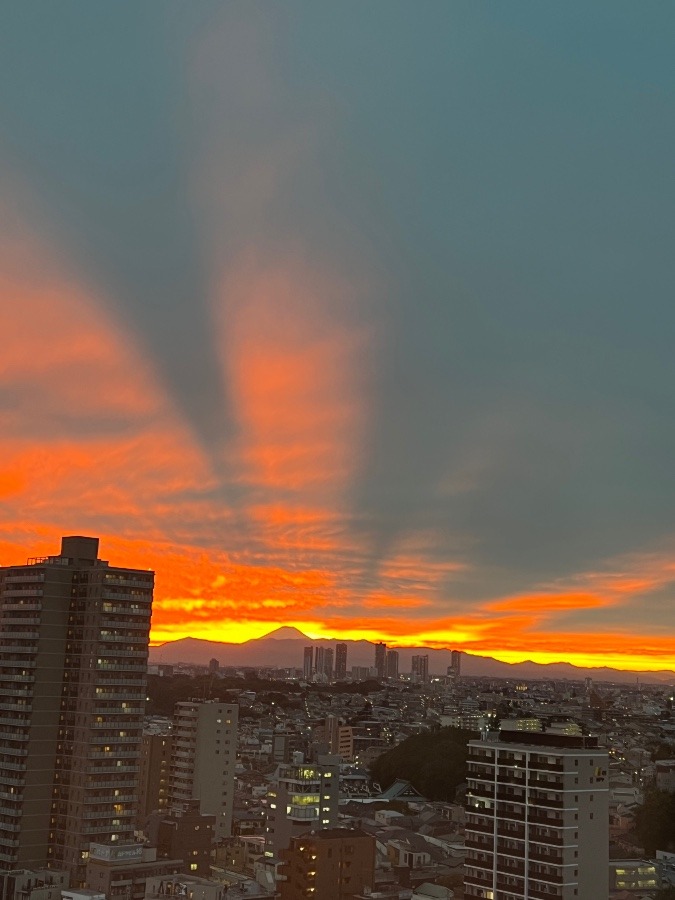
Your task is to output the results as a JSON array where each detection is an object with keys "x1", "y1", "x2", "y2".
[
  {"x1": 146, "y1": 674, "x2": 382, "y2": 716},
  {"x1": 369, "y1": 728, "x2": 477, "y2": 802},
  {"x1": 635, "y1": 790, "x2": 675, "y2": 855}
]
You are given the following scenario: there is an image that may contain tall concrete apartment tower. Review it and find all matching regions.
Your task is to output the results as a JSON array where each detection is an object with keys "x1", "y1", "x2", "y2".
[
  {"x1": 302, "y1": 647, "x2": 313, "y2": 681},
  {"x1": 374, "y1": 642, "x2": 386, "y2": 679},
  {"x1": 449, "y1": 649, "x2": 462, "y2": 679},
  {"x1": 411, "y1": 653, "x2": 429, "y2": 682},
  {"x1": 465, "y1": 730, "x2": 609, "y2": 899},
  {"x1": 0, "y1": 536, "x2": 153, "y2": 883},
  {"x1": 168, "y1": 700, "x2": 238, "y2": 842},
  {"x1": 334, "y1": 643, "x2": 347, "y2": 681}
]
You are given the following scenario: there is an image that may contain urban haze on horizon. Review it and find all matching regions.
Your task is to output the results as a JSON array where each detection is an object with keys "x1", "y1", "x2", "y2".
[{"x1": 2, "y1": 3, "x2": 675, "y2": 676}]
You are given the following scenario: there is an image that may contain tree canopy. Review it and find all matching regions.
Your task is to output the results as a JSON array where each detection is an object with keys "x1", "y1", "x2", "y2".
[
  {"x1": 635, "y1": 790, "x2": 675, "y2": 855},
  {"x1": 369, "y1": 727, "x2": 477, "y2": 802}
]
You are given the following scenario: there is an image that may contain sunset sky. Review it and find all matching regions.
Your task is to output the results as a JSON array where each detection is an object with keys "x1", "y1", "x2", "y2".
[{"x1": 2, "y1": 3, "x2": 675, "y2": 671}]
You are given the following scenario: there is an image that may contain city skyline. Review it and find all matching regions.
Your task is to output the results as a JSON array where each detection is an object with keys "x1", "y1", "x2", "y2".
[{"x1": 2, "y1": 4, "x2": 675, "y2": 673}]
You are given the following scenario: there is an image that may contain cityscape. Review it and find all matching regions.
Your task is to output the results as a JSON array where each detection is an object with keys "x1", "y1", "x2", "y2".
[
  {"x1": 0, "y1": 536, "x2": 674, "y2": 899},
  {"x1": 3, "y1": 4, "x2": 675, "y2": 900}
]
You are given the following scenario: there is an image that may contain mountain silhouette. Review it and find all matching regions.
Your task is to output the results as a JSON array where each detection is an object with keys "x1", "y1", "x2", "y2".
[{"x1": 149, "y1": 633, "x2": 675, "y2": 684}]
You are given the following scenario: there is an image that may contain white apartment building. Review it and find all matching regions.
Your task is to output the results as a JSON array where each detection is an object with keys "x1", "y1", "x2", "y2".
[
  {"x1": 264, "y1": 754, "x2": 340, "y2": 857},
  {"x1": 169, "y1": 700, "x2": 238, "y2": 841},
  {"x1": 465, "y1": 731, "x2": 608, "y2": 899}
]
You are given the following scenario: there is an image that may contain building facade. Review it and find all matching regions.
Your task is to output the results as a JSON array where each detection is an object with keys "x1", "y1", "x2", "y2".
[
  {"x1": 464, "y1": 731, "x2": 609, "y2": 899},
  {"x1": 265, "y1": 755, "x2": 340, "y2": 857},
  {"x1": 374, "y1": 643, "x2": 387, "y2": 680},
  {"x1": 168, "y1": 700, "x2": 238, "y2": 841},
  {"x1": 137, "y1": 733, "x2": 173, "y2": 826},
  {"x1": 278, "y1": 828, "x2": 375, "y2": 900},
  {"x1": 0, "y1": 536, "x2": 153, "y2": 883},
  {"x1": 85, "y1": 842, "x2": 181, "y2": 900},
  {"x1": 334, "y1": 644, "x2": 348, "y2": 681},
  {"x1": 411, "y1": 654, "x2": 429, "y2": 682},
  {"x1": 303, "y1": 647, "x2": 313, "y2": 681}
]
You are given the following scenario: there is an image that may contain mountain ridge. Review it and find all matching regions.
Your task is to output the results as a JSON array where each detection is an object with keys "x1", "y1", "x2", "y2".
[{"x1": 149, "y1": 630, "x2": 675, "y2": 684}]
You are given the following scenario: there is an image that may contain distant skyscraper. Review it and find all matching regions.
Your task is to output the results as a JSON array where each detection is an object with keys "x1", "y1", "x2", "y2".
[
  {"x1": 412, "y1": 653, "x2": 429, "y2": 682},
  {"x1": 334, "y1": 643, "x2": 348, "y2": 680},
  {"x1": 465, "y1": 731, "x2": 609, "y2": 898},
  {"x1": 374, "y1": 642, "x2": 387, "y2": 679},
  {"x1": 448, "y1": 649, "x2": 462, "y2": 679},
  {"x1": 208, "y1": 657, "x2": 219, "y2": 673},
  {"x1": 169, "y1": 699, "x2": 238, "y2": 841},
  {"x1": 303, "y1": 646, "x2": 313, "y2": 680},
  {"x1": 385, "y1": 649, "x2": 399, "y2": 679},
  {"x1": 0, "y1": 536, "x2": 154, "y2": 883},
  {"x1": 323, "y1": 647, "x2": 334, "y2": 680}
]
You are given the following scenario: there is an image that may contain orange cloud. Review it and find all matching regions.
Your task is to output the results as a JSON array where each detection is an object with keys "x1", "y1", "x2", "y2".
[
  {"x1": 217, "y1": 255, "x2": 371, "y2": 494},
  {"x1": 3, "y1": 213, "x2": 675, "y2": 674},
  {"x1": 486, "y1": 593, "x2": 609, "y2": 613}
]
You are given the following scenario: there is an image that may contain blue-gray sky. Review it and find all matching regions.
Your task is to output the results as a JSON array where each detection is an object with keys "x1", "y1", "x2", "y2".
[{"x1": 1, "y1": 2, "x2": 675, "y2": 668}]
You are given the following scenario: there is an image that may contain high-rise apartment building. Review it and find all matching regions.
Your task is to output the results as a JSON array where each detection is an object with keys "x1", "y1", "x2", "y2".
[
  {"x1": 374, "y1": 643, "x2": 387, "y2": 679},
  {"x1": 334, "y1": 643, "x2": 348, "y2": 681},
  {"x1": 169, "y1": 700, "x2": 238, "y2": 842},
  {"x1": 385, "y1": 650, "x2": 399, "y2": 679},
  {"x1": 465, "y1": 731, "x2": 609, "y2": 899},
  {"x1": 0, "y1": 536, "x2": 154, "y2": 883},
  {"x1": 265, "y1": 755, "x2": 340, "y2": 857},
  {"x1": 448, "y1": 650, "x2": 462, "y2": 679},
  {"x1": 313, "y1": 647, "x2": 333, "y2": 681},
  {"x1": 411, "y1": 654, "x2": 429, "y2": 682},
  {"x1": 302, "y1": 647, "x2": 313, "y2": 681}
]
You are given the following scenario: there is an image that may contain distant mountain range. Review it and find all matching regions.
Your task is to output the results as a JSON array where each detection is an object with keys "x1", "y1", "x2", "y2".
[{"x1": 149, "y1": 627, "x2": 675, "y2": 685}]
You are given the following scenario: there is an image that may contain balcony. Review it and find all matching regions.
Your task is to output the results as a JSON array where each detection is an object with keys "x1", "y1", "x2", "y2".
[
  {"x1": 528, "y1": 810, "x2": 564, "y2": 827},
  {"x1": 466, "y1": 836, "x2": 494, "y2": 851},
  {"x1": 496, "y1": 861, "x2": 525, "y2": 878},
  {"x1": 88, "y1": 749, "x2": 138, "y2": 758},
  {"x1": 528, "y1": 830, "x2": 565, "y2": 847},
  {"x1": 466, "y1": 819, "x2": 495, "y2": 836},
  {"x1": 101, "y1": 604, "x2": 150, "y2": 615},
  {"x1": 3, "y1": 574, "x2": 44, "y2": 584},
  {"x1": 528, "y1": 775, "x2": 565, "y2": 790},
  {"x1": 0, "y1": 716, "x2": 29, "y2": 728},
  {"x1": 528, "y1": 888, "x2": 562, "y2": 899},
  {"x1": 96, "y1": 663, "x2": 146, "y2": 672},
  {"x1": 0, "y1": 731, "x2": 28, "y2": 743},
  {"x1": 529, "y1": 848, "x2": 563, "y2": 864},
  {"x1": 90, "y1": 728, "x2": 140, "y2": 738},
  {"x1": 102, "y1": 577, "x2": 153, "y2": 588},
  {"x1": 529, "y1": 760, "x2": 564, "y2": 773},
  {"x1": 497, "y1": 824, "x2": 526, "y2": 841},
  {"x1": 0, "y1": 603, "x2": 41, "y2": 612},
  {"x1": 528, "y1": 795, "x2": 564, "y2": 810}
]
